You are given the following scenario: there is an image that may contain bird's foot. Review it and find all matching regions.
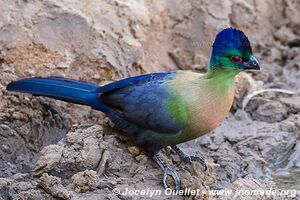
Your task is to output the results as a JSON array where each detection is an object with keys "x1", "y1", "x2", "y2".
[
  {"x1": 162, "y1": 166, "x2": 181, "y2": 190},
  {"x1": 172, "y1": 145, "x2": 208, "y2": 171},
  {"x1": 153, "y1": 153, "x2": 181, "y2": 190}
]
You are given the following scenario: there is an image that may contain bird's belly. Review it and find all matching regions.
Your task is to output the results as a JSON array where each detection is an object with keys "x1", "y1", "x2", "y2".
[{"x1": 190, "y1": 109, "x2": 228, "y2": 134}]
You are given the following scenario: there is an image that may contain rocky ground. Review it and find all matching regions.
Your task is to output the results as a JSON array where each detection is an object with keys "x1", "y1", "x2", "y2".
[{"x1": 0, "y1": 0, "x2": 299, "y2": 199}]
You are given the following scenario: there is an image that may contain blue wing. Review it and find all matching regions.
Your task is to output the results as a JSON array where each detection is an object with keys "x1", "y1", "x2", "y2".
[
  {"x1": 7, "y1": 72, "x2": 184, "y2": 134},
  {"x1": 100, "y1": 72, "x2": 184, "y2": 133},
  {"x1": 98, "y1": 72, "x2": 173, "y2": 93}
]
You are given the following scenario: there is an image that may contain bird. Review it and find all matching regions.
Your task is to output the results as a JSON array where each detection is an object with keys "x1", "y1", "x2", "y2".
[{"x1": 6, "y1": 27, "x2": 260, "y2": 190}]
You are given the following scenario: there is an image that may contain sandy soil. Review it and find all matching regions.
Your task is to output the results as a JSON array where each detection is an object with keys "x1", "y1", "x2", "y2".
[{"x1": 0, "y1": 0, "x2": 299, "y2": 199}]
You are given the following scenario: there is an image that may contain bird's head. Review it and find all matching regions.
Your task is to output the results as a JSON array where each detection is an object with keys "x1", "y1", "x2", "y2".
[{"x1": 209, "y1": 27, "x2": 260, "y2": 71}]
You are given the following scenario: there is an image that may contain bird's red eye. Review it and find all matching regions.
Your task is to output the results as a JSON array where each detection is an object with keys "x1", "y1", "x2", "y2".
[{"x1": 231, "y1": 56, "x2": 243, "y2": 63}]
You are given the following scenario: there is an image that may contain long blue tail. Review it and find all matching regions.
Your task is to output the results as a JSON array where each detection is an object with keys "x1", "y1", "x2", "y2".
[{"x1": 6, "y1": 77, "x2": 104, "y2": 110}]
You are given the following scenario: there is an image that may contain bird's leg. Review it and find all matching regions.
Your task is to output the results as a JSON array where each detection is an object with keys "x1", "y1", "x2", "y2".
[
  {"x1": 153, "y1": 153, "x2": 181, "y2": 190},
  {"x1": 172, "y1": 145, "x2": 208, "y2": 171}
]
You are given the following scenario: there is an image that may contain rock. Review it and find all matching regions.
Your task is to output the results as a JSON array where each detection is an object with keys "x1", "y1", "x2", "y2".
[
  {"x1": 286, "y1": 54, "x2": 300, "y2": 70},
  {"x1": 280, "y1": 96, "x2": 300, "y2": 113},
  {"x1": 135, "y1": 154, "x2": 148, "y2": 164},
  {"x1": 12, "y1": 112, "x2": 28, "y2": 121},
  {"x1": 38, "y1": 173, "x2": 72, "y2": 200},
  {"x1": 234, "y1": 72, "x2": 263, "y2": 109},
  {"x1": 128, "y1": 146, "x2": 141, "y2": 156},
  {"x1": 34, "y1": 145, "x2": 64, "y2": 177},
  {"x1": 8, "y1": 181, "x2": 38, "y2": 199},
  {"x1": 13, "y1": 189, "x2": 47, "y2": 200},
  {"x1": 210, "y1": 142, "x2": 246, "y2": 189},
  {"x1": 273, "y1": 26, "x2": 299, "y2": 45},
  {"x1": 280, "y1": 115, "x2": 299, "y2": 133},
  {"x1": 166, "y1": 0, "x2": 192, "y2": 21},
  {"x1": 34, "y1": 125, "x2": 103, "y2": 178},
  {"x1": 96, "y1": 150, "x2": 111, "y2": 176},
  {"x1": 283, "y1": 0, "x2": 300, "y2": 31},
  {"x1": 71, "y1": 170, "x2": 99, "y2": 193},
  {"x1": 252, "y1": 101, "x2": 288, "y2": 123},
  {"x1": 281, "y1": 141, "x2": 300, "y2": 171},
  {"x1": 0, "y1": 178, "x2": 11, "y2": 200},
  {"x1": 192, "y1": 53, "x2": 209, "y2": 71}
]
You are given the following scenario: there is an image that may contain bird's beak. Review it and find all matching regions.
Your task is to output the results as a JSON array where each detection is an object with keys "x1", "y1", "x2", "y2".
[{"x1": 243, "y1": 55, "x2": 260, "y2": 70}]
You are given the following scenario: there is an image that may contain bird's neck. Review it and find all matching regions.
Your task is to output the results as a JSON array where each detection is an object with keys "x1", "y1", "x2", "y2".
[{"x1": 203, "y1": 67, "x2": 240, "y2": 92}]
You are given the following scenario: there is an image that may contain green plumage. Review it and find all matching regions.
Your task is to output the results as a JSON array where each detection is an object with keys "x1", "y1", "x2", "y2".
[{"x1": 166, "y1": 88, "x2": 188, "y2": 126}]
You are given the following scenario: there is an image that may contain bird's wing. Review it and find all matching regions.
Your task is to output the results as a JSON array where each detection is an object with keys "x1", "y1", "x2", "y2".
[
  {"x1": 100, "y1": 72, "x2": 187, "y2": 133},
  {"x1": 97, "y1": 72, "x2": 174, "y2": 93}
]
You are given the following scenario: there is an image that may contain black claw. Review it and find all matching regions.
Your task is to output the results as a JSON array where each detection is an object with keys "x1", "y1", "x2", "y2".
[
  {"x1": 153, "y1": 153, "x2": 181, "y2": 190},
  {"x1": 190, "y1": 156, "x2": 208, "y2": 171},
  {"x1": 172, "y1": 145, "x2": 208, "y2": 171},
  {"x1": 163, "y1": 167, "x2": 181, "y2": 190}
]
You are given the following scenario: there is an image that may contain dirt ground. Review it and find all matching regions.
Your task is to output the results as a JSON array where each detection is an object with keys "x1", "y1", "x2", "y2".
[{"x1": 0, "y1": 0, "x2": 299, "y2": 199}]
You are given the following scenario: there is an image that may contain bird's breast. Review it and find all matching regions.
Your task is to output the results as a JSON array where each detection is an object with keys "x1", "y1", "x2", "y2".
[
  {"x1": 182, "y1": 80, "x2": 234, "y2": 138},
  {"x1": 168, "y1": 71, "x2": 235, "y2": 140},
  {"x1": 186, "y1": 87, "x2": 234, "y2": 136}
]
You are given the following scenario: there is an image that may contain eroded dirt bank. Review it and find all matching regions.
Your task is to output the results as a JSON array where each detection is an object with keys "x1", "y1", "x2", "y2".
[{"x1": 0, "y1": 0, "x2": 299, "y2": 199}]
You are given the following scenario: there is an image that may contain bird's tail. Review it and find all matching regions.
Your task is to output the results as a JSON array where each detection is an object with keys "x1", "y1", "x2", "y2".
[{"x1": 6, "y1": 77, "x2": 105, "y2": 110}]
